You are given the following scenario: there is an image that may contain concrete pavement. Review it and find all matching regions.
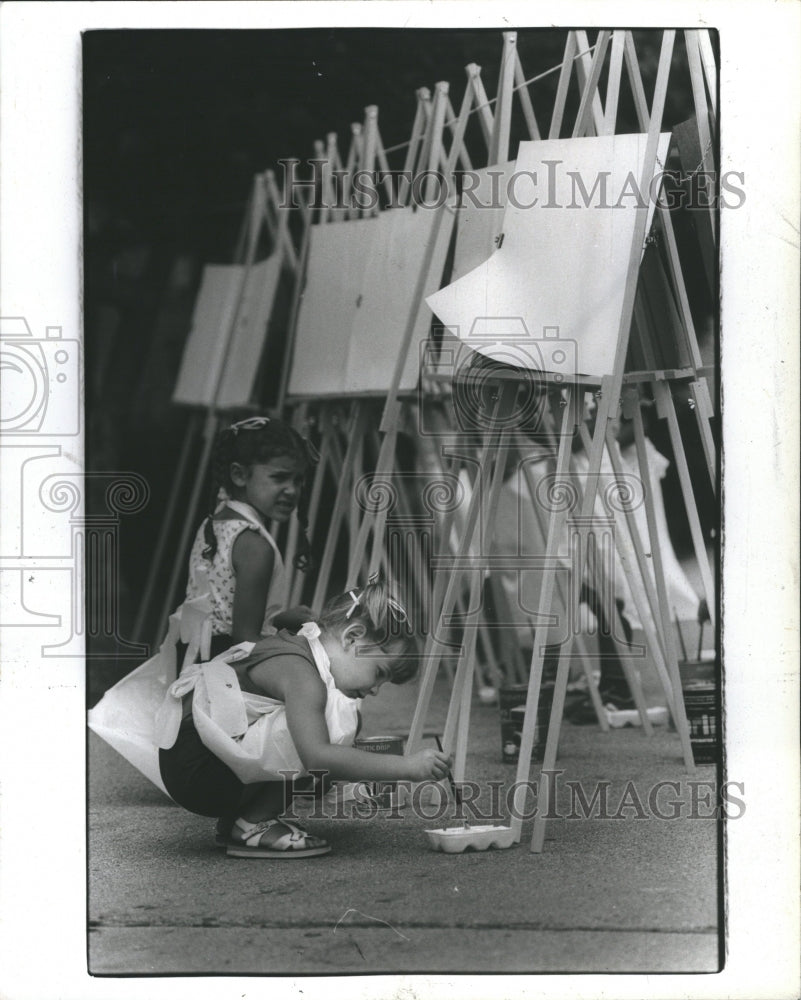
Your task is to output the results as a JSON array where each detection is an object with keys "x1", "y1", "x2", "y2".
[{"x1": 88, "y1": 668, "x2": 722, "y2": 975}]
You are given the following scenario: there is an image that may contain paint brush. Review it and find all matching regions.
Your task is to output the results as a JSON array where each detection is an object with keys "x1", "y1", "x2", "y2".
[
  {"x1": 673, "y1": 608, "x2": 689, "y2": 661},
  {"x1": 435, "y1": 736, "x2": 463, "y2": 809}
]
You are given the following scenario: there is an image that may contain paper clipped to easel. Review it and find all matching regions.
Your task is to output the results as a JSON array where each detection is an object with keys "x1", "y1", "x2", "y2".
[
  {"x1": 173, "y1": 255, "x2": 282, "y2": 409},
  {"x1": 288, "y1": 205, "x2": 455, "y2": 397},
  {"x1": 426, "y1": 134, "x2": 671, "y2": 381}
]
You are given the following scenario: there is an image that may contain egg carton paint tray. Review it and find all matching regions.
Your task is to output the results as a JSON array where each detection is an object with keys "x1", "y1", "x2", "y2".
[{"x1": 425, "y1": 824, "x2": 516, "y2": 853}]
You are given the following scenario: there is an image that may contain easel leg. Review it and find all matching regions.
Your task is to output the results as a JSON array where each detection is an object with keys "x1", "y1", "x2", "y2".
[
  {"x1": 347, "y1": 421, "x2": 397, "y2": 588},
  {"x1": 509, "y1": 388, "x2": 579, "y2": 845},
  {"x1": 654, "y1": 382, "x2": 716, "y2": 628},
  {"x1": 288, "y1": 403, "x2": 338, "y2": 606},
  {"x1": 133, "y1": 410, "x2": 200, "y2": 644},
  {"x1": 604, "y1": 428, "x2": 681, "y2": 721},
  {"x1": 406, "y1": 447, "x2": 493, "y2": 754},
  {"x1": 441, "y1": 568, "x2": 482, "y2": 775},
  {"x1": 311, "y1": 402, "x2": 366, "y2": 610},
  {"x1": 570, "y1": 421, "x2": 654, "y2": 734},
  {"x1": 406, "y1": 383, "x2": 516, "y2": 754},
  {"x1": 519, "y1": 454, "x2": 609, "y2": 730},
  {"x1": 628, "y1": 388, "x2": 696, "y2": 771},
  {"x1": 527, "y1": 375, "x2": 643, "y2": 852},
  {"x1": 154, "y1": 412, "x2": 220, "y2": 646}
]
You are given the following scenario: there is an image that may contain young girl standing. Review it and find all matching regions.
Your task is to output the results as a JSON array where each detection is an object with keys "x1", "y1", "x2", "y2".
[
  {"x1": 157, "y1": 581, "x2": 451, "y2": 858},
  {"x1": 184, "y1": 415, "x2": 315, "y2": 662}
]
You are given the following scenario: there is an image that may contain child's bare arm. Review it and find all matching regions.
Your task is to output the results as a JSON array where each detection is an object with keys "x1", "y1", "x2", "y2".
[
  {"x1": 259, "y1": 658, "x2": 450, "y2": 782},
  {"x1": 230, "y1": 530, "x2": 276, "y2": 642}
]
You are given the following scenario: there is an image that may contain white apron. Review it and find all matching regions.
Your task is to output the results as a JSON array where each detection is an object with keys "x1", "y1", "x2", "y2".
[
  {"x1": 154, "y1": 623, "x2": 360, "y2": 784},
  {"x1": 88, "y1": 504, "x2": 289, "y2": 795}
]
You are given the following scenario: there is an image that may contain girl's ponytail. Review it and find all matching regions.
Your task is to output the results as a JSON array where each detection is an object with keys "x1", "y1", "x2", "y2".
[
  {"x1": 290, "y1": 428, "x2": 318, "y2": 572},
  {"x1": 318, "y1": 578, "x2": 418, "y2": 683},
  {"x1": 202, "y1": 426, "x2": 238, "y2": 561}
]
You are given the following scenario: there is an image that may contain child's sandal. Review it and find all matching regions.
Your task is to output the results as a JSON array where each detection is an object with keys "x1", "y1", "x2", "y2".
[{"x1": 225, "y1": 817, "x2": 331, "y2": 858}]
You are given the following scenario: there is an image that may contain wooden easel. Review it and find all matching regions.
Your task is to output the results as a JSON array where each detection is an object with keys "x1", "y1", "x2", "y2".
[
  {"x1": 231, "y1": 30, "x2": 716, "y2": 852},
  {"x1": 401, "y1": 30, "x2": 718, "y2": 854},
  {"x1": 512, "y1": 32, "x2": 705, "y2": 853},
  {"x1": 141, "y1": 30, "x2": 718, "y2": 850},
  {"x1": 133, "y1": 168, "x2": 308, "y2": 648},
  {"x1": 279, "y1": 58, "x2": 503, "y2": 594}
]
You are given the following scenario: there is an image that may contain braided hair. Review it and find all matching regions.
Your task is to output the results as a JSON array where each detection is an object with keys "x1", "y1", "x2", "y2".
[{"x1": 202, "y1": 416, "x2": 316, "y2": 571}]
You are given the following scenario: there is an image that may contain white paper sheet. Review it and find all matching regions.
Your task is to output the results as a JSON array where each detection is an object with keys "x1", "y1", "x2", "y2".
[
  {"x1": 452, "y1": 159, "x2": 516, "y2": 281},
  {"x1": 427, "y1": 134, "x2": 671, "y2": 380},
  {"x1": 172, "y1": 255, "x2": 282, "y2": 408},
  {"x1": 288, "y1": 205, "x2": 455, "y2": 397}
]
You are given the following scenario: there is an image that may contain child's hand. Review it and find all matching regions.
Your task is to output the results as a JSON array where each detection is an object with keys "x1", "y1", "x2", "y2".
[{"x1": 407, "y1": 749, "x2": 452, "y2": 782}]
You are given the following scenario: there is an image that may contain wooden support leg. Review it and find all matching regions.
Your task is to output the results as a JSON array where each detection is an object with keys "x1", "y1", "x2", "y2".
[
  {"x1": 289, "y1": 404, "x2": 338, "y2": 606},
  {"x1": 155, "y1": 412, "x2": 220, "y2": 646},
  {"x1": 406, "y1": 444, "x2": 495, "y2": 754},
  {"x1": 347, "y1": 423, "x2": 397, "y2": 588},
  {"x1": 133, "y1": 410, "x2": 200, "y2": 644},
  {"x1": 629, "y1": 388, "x2": 696, "y2": 771},
  {"x1": 603, "y1": 429, "x2": 680, "y2": 722},
  {"x1": 510, "y1": 388, "x2": 579, "y2": 845},
  {"x1": 654, "y1": 382, "x2": 716, "y2": 628},
  {"x1": 454, "y1": 612, "x2": 478, "y2": 783},
  {"x1": 519, "y1": 450, "x2": 609, "y2": 731},
  {"x1": 367, "y1": 426, "x2": 399, "y2": 580},
  {"x1": 406, "y1": 382, "x2": 516, "y2": 754},
  {"x1": 312, "y1": 402, "x2": 366, "y2": 610},
  {"x1": 571, "y1": 421, "x2": 654, "y2": 734},
  {"x1": 441, "y1": 569, "x2": 482, "y2": 772}
]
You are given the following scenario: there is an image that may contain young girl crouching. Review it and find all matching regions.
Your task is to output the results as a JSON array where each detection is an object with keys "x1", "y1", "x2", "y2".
[{"x1": 157, "y1": 581, "x2": 450, "y2": 858}]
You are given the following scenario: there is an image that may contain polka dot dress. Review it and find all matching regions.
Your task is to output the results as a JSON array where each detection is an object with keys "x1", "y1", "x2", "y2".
[{"x1": 185, "y1": 518, "x2": 285, "y2": 636}]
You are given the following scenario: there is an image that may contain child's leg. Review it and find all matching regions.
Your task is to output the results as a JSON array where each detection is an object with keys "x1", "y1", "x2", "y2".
[
  {"x1": 236, "y1": 771, "x2": 333, "y2": 821},
  {"x1": 237, "y1": 781, "x2": 288, "y2": 822},
  {"x1": 159, "y1": 718, "x2": 245, "y2": 818},
  {"x1": 227, "y1": 778, "x2": 330, "y2": 858}
]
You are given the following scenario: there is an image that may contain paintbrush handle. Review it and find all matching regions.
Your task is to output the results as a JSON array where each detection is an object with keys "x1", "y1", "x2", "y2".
[{"x1": 435, "y1": 736, "x2": 462, "y2": 807}]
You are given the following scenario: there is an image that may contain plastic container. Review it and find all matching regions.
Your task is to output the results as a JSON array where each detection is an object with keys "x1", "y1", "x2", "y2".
[
  {"x1": 499, "y1": 682, "x2": 555, "y2": 763},
  {"x1": 353, "y1": 735, "x2": 405, "y2": 808},
  {"x1": 425, "y1": 824, "x2": 515, "y2": 853},
  {"x1": 679, "y1": 660, "x2": 720, "y2": 765}
]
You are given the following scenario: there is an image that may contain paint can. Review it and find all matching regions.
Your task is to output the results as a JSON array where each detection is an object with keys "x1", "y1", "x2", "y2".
[
  {"x1": 499, "y1": 683, "x2": 555, "y2": 763},
  {"x1": 679, "y1": 661, "x2": 719, "y2": 764},
  {"x1": 353, "y1": 735, "x2": 405, "y2": 808}
]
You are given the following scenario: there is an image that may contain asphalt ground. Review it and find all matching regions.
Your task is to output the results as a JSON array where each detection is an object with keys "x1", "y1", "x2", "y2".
[{"x1": 88, "y1": 663, "x2": 722, "y2": 976}]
